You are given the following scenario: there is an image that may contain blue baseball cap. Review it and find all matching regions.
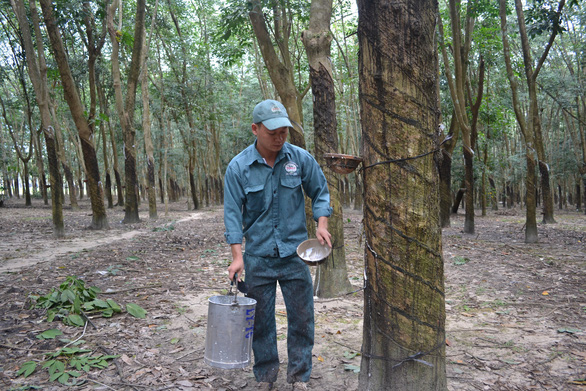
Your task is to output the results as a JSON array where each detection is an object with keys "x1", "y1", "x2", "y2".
[{"x1": 252, "y1": 99, "x2": 293, "y2": 130}]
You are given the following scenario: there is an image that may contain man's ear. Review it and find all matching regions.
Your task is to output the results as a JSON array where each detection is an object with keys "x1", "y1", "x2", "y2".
[{"x1": 251, "y1": 123, "x2": 259, "y2": 136}]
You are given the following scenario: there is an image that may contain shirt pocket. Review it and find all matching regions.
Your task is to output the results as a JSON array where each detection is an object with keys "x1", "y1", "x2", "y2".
[
  {"x1": 244, "y1": 184, "x2": 265, "y2": 212},
  {"x1": 281, "y1": 175, "x2": 302, "y2": 189},
  {"x1": 280, "y1": 175, "x2": 303, "y2": 214}
]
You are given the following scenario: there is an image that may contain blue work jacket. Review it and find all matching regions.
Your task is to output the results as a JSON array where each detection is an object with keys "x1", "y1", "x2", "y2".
[{"x1": 224, "y1": 141, "x2": 332, "y2": 258}]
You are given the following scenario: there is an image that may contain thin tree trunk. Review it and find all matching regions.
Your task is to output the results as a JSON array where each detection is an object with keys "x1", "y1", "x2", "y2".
[
  {"x1": 499, "y1": 0, "x2": 537, "y2": 243},
  {"x1": 139, "y1": 0, "x2": 159, "y2": 219},
  {"x1": 39, "y1": 0, "x2": 108, "y2": 229},
  {"x1": 31, "y1": 130, "x2": 48, "y2": 205},
  {"x1": 439, "y1": 117, "x2": 457, "y2": 227},
  {"x1": 107, "y1": 0, "x2": 146, "y2": 224},
  {"x1": 248, "y1": 0, "x2": 306, "y2": 148},
  {"x1": 302, "y1": 0, "x2": 353, "y2": 298}
]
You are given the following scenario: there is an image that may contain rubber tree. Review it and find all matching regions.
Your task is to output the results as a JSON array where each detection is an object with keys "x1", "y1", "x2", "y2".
[
  {"x1": 301, "y1": 0, "x2": 352, "y2": 297},
  {"x1": 248, "y1": 0, "x2": 307, "y2": 148},
  {"x1": 357, "y1": 0, "x2": 446, "y2": 389},
  {"x1": 39, "y1": 0, "x2": 109, "y2": 229},
  {"x1": 140, "y1": 0, "x2": 159, "y2": 219},
  {"x1": 499, "y1": 0, "x2": 566, "y2": 242},
  {"x1": 438, "y1": 0, "x2": 486, "y2": 234},
  {"x1": 107, "y1": 0, "x2": 146, "y2": 224},
  {"x1": 11, "y1": 0, "x2": 64, "y2": 236},
  {"x1": 501, "y1": 0, "x2": 567, "y2": 229}
]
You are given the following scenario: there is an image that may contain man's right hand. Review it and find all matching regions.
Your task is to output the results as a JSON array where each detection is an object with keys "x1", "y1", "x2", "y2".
[{"x1": 228, "y1": 243, "x2": 244, "y2": 281}]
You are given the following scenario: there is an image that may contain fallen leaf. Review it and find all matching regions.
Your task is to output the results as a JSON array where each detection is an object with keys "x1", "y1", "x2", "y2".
[
  {"x1": 318, "y1": 356, "x2": 324, "y2": 362},
  {"x1": 558, "y1": 327, "x2": 580, "y2": 334},
  {"x1": 542, "y1": 291, "x2": 549, "y2": 296},
  {"x1": 120, "y1": 354, "x2": 135, "y2": 366},
  {"x1": 343, "y1": 364, "x2": 360, "y2": 373}
]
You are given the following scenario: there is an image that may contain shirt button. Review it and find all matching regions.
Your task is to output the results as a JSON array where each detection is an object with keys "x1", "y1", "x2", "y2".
[{"x1": 274, "y1": 225, "x2": 277, "y2": 228}]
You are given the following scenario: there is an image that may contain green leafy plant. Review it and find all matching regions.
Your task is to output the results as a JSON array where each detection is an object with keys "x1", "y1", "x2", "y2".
[
  {"x1": 17, "y1": 339, "x2": 119, "y2": 385},
  {"x1": 106, "y1": 265, "x2": 122, "y2": 275},
  {"x1": 153, "y1": 223, "x2": 175, "y2": 232},
  {"x1": 30, "y1": 276, "x2": 145, "y2": 326},
  {"x1": 343, "y1": 364, "x2": 361, "y2": 373},
  {"x1": 452, "y1": 256, "x2": 471, "y2": 266}
]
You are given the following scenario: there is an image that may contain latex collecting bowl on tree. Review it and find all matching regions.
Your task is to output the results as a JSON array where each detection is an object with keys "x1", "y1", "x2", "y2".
[
  {"x1": 296, "y1": 238, "x2": 331, "y2": 266},
  {"x1": 323, "y1": 153, "x2": 363, "y2": 175}
]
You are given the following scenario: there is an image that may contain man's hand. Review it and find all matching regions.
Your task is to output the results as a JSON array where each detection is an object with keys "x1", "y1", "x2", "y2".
[
  {"x1": 228, "y1": 244, "x2": 244, "y2": 281},
  {"x1": 316, "y1": 216, "x2": 332, "y2": 248}
]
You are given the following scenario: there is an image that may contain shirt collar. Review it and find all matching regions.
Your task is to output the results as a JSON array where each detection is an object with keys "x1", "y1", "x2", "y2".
[{"x1": 244, "y1": 141, "x2": 291, "y2": 166}]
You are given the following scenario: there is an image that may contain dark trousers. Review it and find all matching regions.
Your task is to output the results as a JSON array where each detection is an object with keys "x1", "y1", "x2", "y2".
[{"x1": 244, "y1": 253, "x2": 314, "y2": 383}]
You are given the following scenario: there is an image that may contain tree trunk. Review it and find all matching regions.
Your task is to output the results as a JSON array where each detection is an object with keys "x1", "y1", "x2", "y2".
[
  {"x1": 107, "y1": 0, "x2": 146, "y2": 224},
  {"x1": 2, "y1": 96, "x2": 34, "y2": 207},
  {"x1": 140, "y1": 3, "x2": 159, "y2": 219},
  {"x1": 463, "y1": 145, "x2": 475, "y2": 233},
  {"x1": 50, "y1": 101, "x2": 78, "y2": 209},
  {"x1": 499, "y1": 0, "x2": 538, "y2": 243},
  {"x1": 451, "y1": 187, "x2": 466, "y2": 214},
  {"x1": 95, "y1": 80, "x2": 113, "y2": 209},
  {"x1": 302, "y1": 0, "x2": 353, "y2": 298},
  {"x1": 31, "y1": 130, "x2": 48, "y2": 205},
  {"x1": 439, "y1": 119, "x2": 456, "y2": 227},
  {"x1": 39, "y1": 0, "x2": 108, "y2": 229},
  {"x1": 357, "y1": 0, "x2": 446, "y2": 389},
  {"x1": 353, "y1": 171, "x2": 363, "y2": 210},
  {"x1": 248, "y1": 0, "x2": 306, "y2": 148},
  {"x1": 513, "y1": 0, "x2": 564, "y2": 224}
]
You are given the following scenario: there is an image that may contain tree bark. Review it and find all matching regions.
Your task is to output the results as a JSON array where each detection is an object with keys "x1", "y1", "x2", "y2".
[
  {"x1": 439, "y1": 117, "x2": 457, "y2": 227},
  {"x1": 357, "y1": 0, "x2": 446, "y2": 389},
  {"x1": 39, "y1": 0, "x2": 108, "y2": 229},
  {"x1": 50, "y1": 102, "x2": 78, "y2": 209},
  {"x1": 302, "y1": 0, "x2": 353, "y2": 298},
  {"x1": 248, "y1": 0, "x2": 306, "y2": 148},
  {"x1": 513, "y1": 0, "x2": 565, "y2": 224},
  {"x1": 140, "y1": 1, "x2": 159, "y2": 219},
  {"x1": 12, "y1": 0, "x2": 64, "y2": 234},
  {"x1": 438, "y1": 1, "x2": 484, "y2": 234},
  {"x1": 499, "y1": 0, "x2": 538, "y2": 243},
  {"x1": 107, "y1": 0, "x2": 146, "y2": 224}
]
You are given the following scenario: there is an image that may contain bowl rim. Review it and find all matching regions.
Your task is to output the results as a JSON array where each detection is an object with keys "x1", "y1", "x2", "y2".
[{"x1": 296, "y1": 238, "x2": 331, "y2": 265}]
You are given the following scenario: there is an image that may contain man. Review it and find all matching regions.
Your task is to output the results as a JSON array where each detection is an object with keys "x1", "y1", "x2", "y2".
[{"x1": 224, "y1": 99, "x2": 332, "y2": 390}]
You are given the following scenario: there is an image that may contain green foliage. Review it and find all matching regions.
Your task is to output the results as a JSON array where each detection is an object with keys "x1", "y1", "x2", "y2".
[
  {"x1": 17, "y1": 336, "x2": 119, "y2": 385},
  {"x1": 36, "y1": 329, "x2": 63, "y2": 340},
  {"x1": 525, "y1": 0, "x2": 566, "y2": 38},
  {"x1": 453, "y1": 256, "x2": 471, "y2": 266},
  {"x1": 126, "y1": 303, "x2": 148, "y2": 319},
  {"x1": 30, "y1": 276, "x2": 145, "y2": 326},
  {"x1": 153, "y1": 223, "x2": 175, "y2": 231}
]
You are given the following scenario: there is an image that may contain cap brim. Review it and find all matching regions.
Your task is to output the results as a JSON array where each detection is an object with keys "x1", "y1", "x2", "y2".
[{"x1": 262, "y1": 117, "x2": 292, "y2": 130}]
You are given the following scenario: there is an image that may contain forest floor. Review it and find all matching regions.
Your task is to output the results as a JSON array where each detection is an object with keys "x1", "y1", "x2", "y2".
[{"x1": 0, "y1": 197, "x2": 584, "y2": 391}]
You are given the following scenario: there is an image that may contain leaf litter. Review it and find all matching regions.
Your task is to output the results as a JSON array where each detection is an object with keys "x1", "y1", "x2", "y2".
[{"x1": 0, "y1": 198, "x2": 584, "y2": 390}]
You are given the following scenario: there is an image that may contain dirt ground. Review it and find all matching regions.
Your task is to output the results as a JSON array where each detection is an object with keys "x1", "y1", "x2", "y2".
[{"x1": 0, "y1": 197, "x2": 584, "y2": 391}]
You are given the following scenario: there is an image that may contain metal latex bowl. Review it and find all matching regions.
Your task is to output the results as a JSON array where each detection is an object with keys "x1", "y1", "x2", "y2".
[{"x1": 297, "y1": 238, "x2": 331, "y2": 266}]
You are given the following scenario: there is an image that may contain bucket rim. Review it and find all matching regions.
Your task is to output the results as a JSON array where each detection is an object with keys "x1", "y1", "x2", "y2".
[{"x1": 208, "y1": 295, "x2": 257, "y2": 306}]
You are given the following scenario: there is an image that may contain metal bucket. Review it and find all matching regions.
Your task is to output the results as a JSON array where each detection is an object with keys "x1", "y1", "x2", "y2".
[{"x1": 204, "y1": 295, "x2": 257, "y2": 369}]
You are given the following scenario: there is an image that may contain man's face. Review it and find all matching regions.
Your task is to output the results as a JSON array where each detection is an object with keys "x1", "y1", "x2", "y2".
[{"x1": 252, "y1": 123, "x2": 288, "y2": 155}]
